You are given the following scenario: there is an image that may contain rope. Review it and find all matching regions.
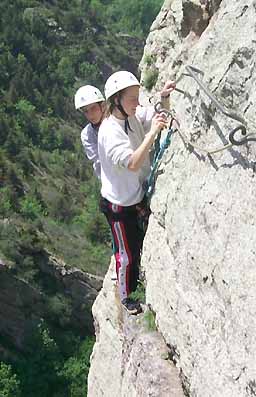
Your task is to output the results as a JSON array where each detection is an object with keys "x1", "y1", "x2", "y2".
[{"x1": 145, "y1": 121, "x2": 176, "y2": 200}]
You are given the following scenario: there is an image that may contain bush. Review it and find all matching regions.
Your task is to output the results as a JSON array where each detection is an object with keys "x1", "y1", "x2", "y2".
[
  {"x1": 103, "y1": 0, "x2": 163, "y2": 37},
  {"x1": 78, "y1": 62, "x2": 100, "y2": 86},
  {"x1": 47, "y1": 294, "x2": 72, "y2": 327},
  {"x1": 20, "y1": 196, "x2": 45, "y2": 220},
  {"x1": 61, "y1": 337, "x2": 95, "y2": 397},
  {"x1": 142, "y1": 68, "x2": 159, "y2": 91},
  {"x1": 57, "y1": 56, "x2": 75, "y2": 85},
  {"x1": 73, "y1": 199, "x2": 110, "y2": 244},
  {"x1": 143, "y1": 309, "x2": 157, "y2": 332},
  {"x1": 0, "y1": 362, "x2": 21, "y2": 397},
  {"x1": 15, "y1": 320, "x2": 65, "y2": 397},
  {"x1": 143, "y1": 53, "x2": 156, "y2": 67},
  {"x1": 129, "y1": 280, "x2": 146, "y2": 303},
  {"x1": 0, "y1": 187, "x2": 13, "y2": 216},
  {"x1": 13, "y1": 321, "x2": 95, "y2": 397}
]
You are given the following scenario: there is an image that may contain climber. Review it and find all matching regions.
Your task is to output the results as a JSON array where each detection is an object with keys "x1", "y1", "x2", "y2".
[
  {"x1": 98, "y1": 70, "x2": 175, "y2": 315},
  {"x1": 74, "y1": 85, "x2": 105, "y2": 179}
]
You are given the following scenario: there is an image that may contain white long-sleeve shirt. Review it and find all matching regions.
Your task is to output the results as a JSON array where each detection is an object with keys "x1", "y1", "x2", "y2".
[
  {"x1": 98, "y1": 106, "x2": 155, "y2": 206},
  {"x1": 81, "y1": 123, "x2": 101, "y2": 178}
]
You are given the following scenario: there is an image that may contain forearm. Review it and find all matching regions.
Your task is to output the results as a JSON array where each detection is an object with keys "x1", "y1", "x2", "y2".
[
  {"x1": 128, "y1": 131, "x2": 156, "y2": 172},
  {"x1": 160, "y1": 79, "x2": 176, "y2": 110},
  {"x1": 160, "y1": 94, "x2": 170, "y2": 111}
]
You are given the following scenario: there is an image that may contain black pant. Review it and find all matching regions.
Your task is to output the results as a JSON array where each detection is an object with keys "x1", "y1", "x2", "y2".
[{"x1": 100, "y1": 196, "x2": 151, "y2": 301}]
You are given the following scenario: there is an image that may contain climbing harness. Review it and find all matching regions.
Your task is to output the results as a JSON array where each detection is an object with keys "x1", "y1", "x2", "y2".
[
  {"x1": 171, "y1": 65, "x2": 256, "y2": 153},
  {"x1": 145, "y1": 102, "x2": 178, "y2": 200}
]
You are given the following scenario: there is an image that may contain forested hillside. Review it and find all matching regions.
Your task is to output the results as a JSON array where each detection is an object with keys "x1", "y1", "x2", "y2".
[{"x1": 0, "y1": 0, "x2": 162, "y2": 395}]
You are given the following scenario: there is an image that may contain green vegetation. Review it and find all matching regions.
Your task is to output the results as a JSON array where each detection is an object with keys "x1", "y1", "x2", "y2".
[
  {"x1": 143, "y1": 309, "x2": 157, "y2": 332},
  {"x1": 129, "y1": 280, "x2": 146, "y2": 303},
  {"x1": 0, "y1": 0, "x2": 163, "y2": 278},
  {"x1": 0, "y1": 0, "x2": 163, "y2": 395},
  {"x1": 90, "y1": 0, "x2": 163, "y2": 38},
  {"x1": 142, "y1": 68, "x2": 159, "y2": 91},
  {"x1": 141, "y1": 52, "x2": 159, "y2": 90},
  {"x1": 1, "y1": 321, "x2": 95, "y2": 397},
  {"x1": 0, "y1": 363, "x2": 21, "y2": 397},
  {"x1": 143, "y1": 53, "x2": 157, "y2": 67}
]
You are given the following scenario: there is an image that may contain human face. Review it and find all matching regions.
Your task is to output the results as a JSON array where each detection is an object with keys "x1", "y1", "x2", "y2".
[
  {"x1": 120, "y1": 85, "x2": 139, "y2": 117},
  {"x1": 80, "y1": 102, "x2": 104, "y2": 124}
]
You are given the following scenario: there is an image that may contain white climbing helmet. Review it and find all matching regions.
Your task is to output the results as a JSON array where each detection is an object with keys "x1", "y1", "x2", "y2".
[
  {"x1": 74, "y1": 85, "x2": 104, "y2": 110},
  {"x1": 104, "y1": 71, "x2": 140, "y2": 100}
]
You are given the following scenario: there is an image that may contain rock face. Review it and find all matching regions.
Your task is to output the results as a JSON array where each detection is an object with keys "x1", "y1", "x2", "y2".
[
  {"x1": 88, "y1": 1, "x2": 256, "y2": 396},
  {"x1": 140, "y1": 0, "x2": 256, "y2": 396},
  {"x1": 88, "y1": 261, "x2": 184, "y2": 397}
]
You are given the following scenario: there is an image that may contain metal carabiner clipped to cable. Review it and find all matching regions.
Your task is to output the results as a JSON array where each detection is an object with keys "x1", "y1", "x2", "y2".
[
  {"x1": 154, "y1": 101, "x2": 180, "y2": 132},
  {"x1": 154, "y1": 101, "x2": 173, "y2": 118}
]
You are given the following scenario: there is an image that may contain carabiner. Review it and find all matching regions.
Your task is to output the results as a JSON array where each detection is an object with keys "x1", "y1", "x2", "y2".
[{"x1": 154, "y1": 101, "x2": 172, "y2": 118}]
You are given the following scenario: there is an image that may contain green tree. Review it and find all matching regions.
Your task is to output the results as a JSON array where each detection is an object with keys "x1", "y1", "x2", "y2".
[
  {"x1": 103, "y1": 0, "x2": 162, "y2": 37},
  {"x1": 57, "y1": 57, "x2": 75, "y2": 85},
  {"x1": 0, "y1": 362, "x2": 21, "y2": 397},
  {"x1": 20, "y1": 196, "x2": 44, "y2": 220},
  {"x1": 61, "y1": 337, "x2": 95, "y2": 397},
  {"x1": 16, "y1": 321, "x2": 65, "y2": 397}
]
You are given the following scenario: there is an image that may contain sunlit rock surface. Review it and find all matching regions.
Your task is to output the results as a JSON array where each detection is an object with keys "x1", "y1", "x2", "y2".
[{"x1": 89, "y1": 1, "x2": 256, "y2": 396}]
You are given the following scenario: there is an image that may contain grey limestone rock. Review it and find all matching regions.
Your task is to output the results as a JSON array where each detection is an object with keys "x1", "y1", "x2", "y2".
[
  {"x1": 89, "y1": 1, "x2": 256, "y2": 396},
  {"x1": 140, "y1": 1, "x2": 256, "y2": 396},
  {"x1": 87, "y1": 260, "x2": 184, "y2": 397}
]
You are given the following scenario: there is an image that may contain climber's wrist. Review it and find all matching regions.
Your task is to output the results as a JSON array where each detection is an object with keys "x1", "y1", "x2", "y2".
[{"x1": 160, "y1": 92, "x2": 170, "y2": 98}]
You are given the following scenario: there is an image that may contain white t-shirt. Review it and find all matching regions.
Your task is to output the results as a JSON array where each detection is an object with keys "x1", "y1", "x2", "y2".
[
  {"x1": 81, "y1": 123, "x2": 101, "y2": 178},
  {"x1": 98, "y1": 106, "x2": 154, "y2": 206}
]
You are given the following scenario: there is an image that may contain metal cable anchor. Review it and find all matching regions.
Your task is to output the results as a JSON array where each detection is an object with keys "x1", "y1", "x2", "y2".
[
  {"x1": 172, "y1": 64, "x2": 256, "y2": 149},
  {"x1": 229, "y1": 125, "x2": 256, "y2": 146}
]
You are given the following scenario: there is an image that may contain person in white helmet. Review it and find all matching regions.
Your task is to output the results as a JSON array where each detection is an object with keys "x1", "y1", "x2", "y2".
[
  {"x1": 98, "y1": 70, "x2": 175, "y2": 314},
  {"x1": 74, "y1": 85, "x2": 105, "y2": 178}
]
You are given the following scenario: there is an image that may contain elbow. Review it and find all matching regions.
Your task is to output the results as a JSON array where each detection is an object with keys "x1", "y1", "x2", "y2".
[
  {"x1": 127, "y1": 161, "x2": 140, "y2": 172},
  {"x1": 126, "y1": 153, "x2": 141, "y2": 172}
]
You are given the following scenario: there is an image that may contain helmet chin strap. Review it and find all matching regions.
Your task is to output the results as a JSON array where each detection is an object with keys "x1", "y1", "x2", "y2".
[
  {"x1": 91, "y1": 121, "x2": 101, "y2": 129},
  {"x1": 117, "y1": 98, "x2": 132, "y2": 134}
]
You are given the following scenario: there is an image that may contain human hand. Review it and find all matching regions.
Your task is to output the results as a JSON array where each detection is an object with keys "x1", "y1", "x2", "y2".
[
  {"x1": 160, "y1": 80, "x2": 176, "y2": 98},
  {"x1": 150, "y1": 112, "x2": 168, "y2": 136}
]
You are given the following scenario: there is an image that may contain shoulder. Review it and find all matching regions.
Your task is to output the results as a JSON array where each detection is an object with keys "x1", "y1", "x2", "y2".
[
  {"x1": 99, "y1": 118, "x2": 109, "y2": 138},
  {"x1": 99, "y1": 117, "x2": 130, "y2": 151},
  {"x1": 80, "y1": 123, "x2": 90, "y2": 139},
  {"x1": 81, "y1": 123, "x2": 98, "y2": 146},
  {"x1": 100, "y1": 116, "x2": 121, "y2": 128},
  {"x1": 99, "y1": 117, "x2": 126, "y2": 138},
  {"x1": 135, "y1": 105, "x2": 155, "y2": 122}
]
